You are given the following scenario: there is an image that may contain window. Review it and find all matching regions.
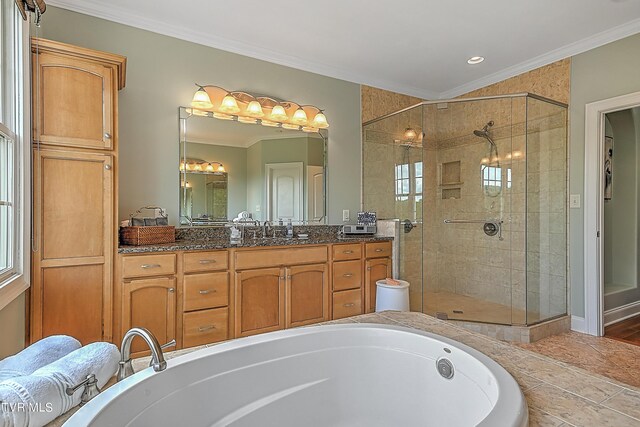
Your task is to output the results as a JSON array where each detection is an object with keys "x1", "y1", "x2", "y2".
[
  {"x1": 395, "y1": 163, "x2": 410, "y2": 201},
  {"x1": 0, "y1": 0, "x2": 28, "y2": 308}
]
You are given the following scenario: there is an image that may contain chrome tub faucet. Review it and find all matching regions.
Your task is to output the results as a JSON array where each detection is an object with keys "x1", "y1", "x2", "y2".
[{"x1": 117, "y1": 327, "x2": 174, "y2": 381}]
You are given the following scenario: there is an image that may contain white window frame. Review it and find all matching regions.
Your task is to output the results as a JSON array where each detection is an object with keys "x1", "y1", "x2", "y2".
[{"x1": 0, "y1": 0, "x2": 30, "y2": 311}]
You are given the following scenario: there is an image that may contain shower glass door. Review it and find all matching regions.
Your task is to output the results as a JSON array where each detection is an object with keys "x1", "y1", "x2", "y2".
[{"x1": 422, "y1": 98, "x2": 517, "y2": 325}]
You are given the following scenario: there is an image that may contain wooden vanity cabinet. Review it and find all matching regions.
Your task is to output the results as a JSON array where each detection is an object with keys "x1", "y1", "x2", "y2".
[
  {"x1": 364, "y1": 242, "x2": 393, "y2": 313},
  {"x1": 234, "y1": 246, "x2": 329, "y2": 337},
  {"x1": 30, "y1": 38, "x2": 126, "y2": 345},
  {"x1": 122, "y1": 277, "x2": 176, "y2": 357}
]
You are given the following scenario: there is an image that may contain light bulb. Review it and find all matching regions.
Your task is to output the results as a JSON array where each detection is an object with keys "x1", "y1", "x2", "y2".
[
  {"x1": 260, "y1": 119, "x2": 280, "y2": 127},
  {"x1": 404, "y1": 128, "x2": 417, "y2": 140},
  {"x1": 191, "y1": 87, "x2": 213, "y2": 109},
  {"x1": 219, "y1": 94, "x2": 240, "y2": 114},
  {"x1": 194, "y1": 163, "x2": 203, "y2": 171},
  {"x1": 238, "y1": 116, "x2": 258, "y2": 124},
  {"x1": 179, "y1": 161, "x2": 185, "y2": 171},
  {"x1": 217, "y1": 164, "x2": 225, "y2": 173},
  {"x1": 213, "y1": 112, "x2": 234, "y2": 120},
  {"x1": 292, "y1": 107, "x2": 308, "y2": 125},
  {"x1": 312, "y1": 111, "x2": 329, "y2": 129},
  {"x1": 270, "y1": 105, "x2": 289, "y2": 122},
  {"x1": 246, "y1": 100, "x2": 264, "y2": 117},
  {"x1": 205, "y1": 163, "x2": 215, "y2": 172}
]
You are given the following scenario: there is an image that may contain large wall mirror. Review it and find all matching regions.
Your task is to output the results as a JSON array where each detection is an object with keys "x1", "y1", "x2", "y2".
[{"x1": 179, "y1": 107, "x2": 327, "y2": 226}]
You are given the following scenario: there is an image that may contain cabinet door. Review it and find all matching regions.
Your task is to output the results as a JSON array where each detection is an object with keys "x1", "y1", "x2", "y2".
[
  {"x1": 31, "y1": 148, "x2": 114, "y2": 343},
  {"x1": 286, "y1": 263, "x2": 329, "y2": 328},
  {"x1": 235, "y1": 267, "x2": 284, "y2": 337},
  {"x1": 365, "y1": 258, "x2": 392, "y2": 313},
  {"x1": 122, "y1": 277, "x2": 176, "y2": 356},
  {"x1": 33, "y1": 51, "x2": 114, "y2": 150}
]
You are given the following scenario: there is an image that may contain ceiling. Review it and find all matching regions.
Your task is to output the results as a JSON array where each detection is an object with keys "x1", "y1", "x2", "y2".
[{"x1": 47, "y1": 0, "x2": 640, "y2": 99}]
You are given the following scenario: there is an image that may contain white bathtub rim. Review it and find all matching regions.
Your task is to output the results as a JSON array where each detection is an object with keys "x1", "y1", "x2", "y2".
[{"x1": 66, "y1": 323, "x2": 528, "y2": 427}]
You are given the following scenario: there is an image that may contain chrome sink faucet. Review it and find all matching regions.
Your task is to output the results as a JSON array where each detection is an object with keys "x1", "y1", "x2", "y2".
[
  {"x1": 262, "y1": 220, "x2": 273, "y2": 238},
  {"x1": 117, "y1": 327, "x2": 173, "y2": 381}
]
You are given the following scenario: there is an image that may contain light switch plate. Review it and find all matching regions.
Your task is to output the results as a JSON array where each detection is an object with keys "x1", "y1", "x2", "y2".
[
  {"x1": 342, "y1": 209, "x2": 350, "y2": 222},
  {"x1": 570, "y1": 194, "x2": 580, "y2": 209}
]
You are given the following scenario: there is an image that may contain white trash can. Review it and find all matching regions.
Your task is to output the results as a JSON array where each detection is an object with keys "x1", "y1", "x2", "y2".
[{"x1": 375, "y1": 279, "x2": 410, "y2": 312}]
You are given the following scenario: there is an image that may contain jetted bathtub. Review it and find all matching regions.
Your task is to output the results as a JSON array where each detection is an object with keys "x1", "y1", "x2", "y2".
[{"x1": 66, "y1": 324, "x2": 528, "y2": 426}]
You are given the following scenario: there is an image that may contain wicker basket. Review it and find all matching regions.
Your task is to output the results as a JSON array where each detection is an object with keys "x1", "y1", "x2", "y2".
[
  {"x1": 120, "y1": 225, "x2": 175, "y2": 246},
  {"x1": 120, "y1": 206, "x2": 176, "y2": 246}
]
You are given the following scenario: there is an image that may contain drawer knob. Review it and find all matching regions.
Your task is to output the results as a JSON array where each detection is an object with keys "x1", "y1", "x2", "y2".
[
  {"x1": 199, "y1": 289, "x2": 216, "y2": 295},
  {"x1": 199, "y1": 259, "x2": 216, "y2": 264},
  {"x1": 141, "y1": 264, "x2": 161, "y2": 269},
  {"x1": 105, "y1": 164, "x2": 112, "y2": 170},
  {"x1": 198, "y1": 325, "x2": 216, "y2": 332},
  {"x1": 104, "y1": 132, "x2": 111, "y2": 139},
  {"x1": 375, "y1": 248, "x2": 384, "y2": 252},
  {"x1": 343, "y1": 250, "x2": 353, "y2": 254},
  {"x1": 343, "y1": 303, "x2": 355, "y2": 308},
  {"x1": 343, "y1": 273, "x2": 354, "y2": 278},
  {"x1": 168, "y1": 288, "x2": 175, "y2": 293}
]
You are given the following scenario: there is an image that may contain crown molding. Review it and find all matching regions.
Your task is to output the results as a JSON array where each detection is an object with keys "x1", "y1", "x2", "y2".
[
  {"x1": 438, "y1": 16, "x2": 640, "y2": 99},
  {"x1": 46, "y1": 0, "x2": 640, "y2": 101},
  {"x1": 45, "y1": 0, "x2": 438, "y2": 99}
]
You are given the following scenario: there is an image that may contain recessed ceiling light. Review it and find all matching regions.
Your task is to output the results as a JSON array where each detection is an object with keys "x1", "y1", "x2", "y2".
[{"x1": 467, "y1": 56, "x2": 485, "y2": 65}]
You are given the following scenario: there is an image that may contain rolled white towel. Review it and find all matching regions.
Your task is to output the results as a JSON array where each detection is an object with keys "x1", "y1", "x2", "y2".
[
  {"x1": 0, "y1": 342, "x2": 120, "y2": 427},
  {"x1": 0, "y1": 335, "x2": 81, "y2": 382}
]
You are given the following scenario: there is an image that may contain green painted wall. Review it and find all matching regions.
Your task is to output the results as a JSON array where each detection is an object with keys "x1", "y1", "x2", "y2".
[
  {"x1": 570, "y1": 32, "x2": 640, "y2": 317},
  {"x1": 37, "y1": 6, "x2": 361, "y2": 225}
]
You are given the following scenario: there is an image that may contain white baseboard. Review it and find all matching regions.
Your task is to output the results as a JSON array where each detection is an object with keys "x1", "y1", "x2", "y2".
[
  {"x1": 571, "y1": 315, "x2": 587, "y2": 333},
  {"x1": 604, "y1": 301, "x2": 640, "y2": 326}
]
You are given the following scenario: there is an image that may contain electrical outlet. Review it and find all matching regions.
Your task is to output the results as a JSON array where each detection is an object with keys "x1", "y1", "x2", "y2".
[
  {"x1": 255, "y1": 205, "x2": 261, "y2": 212},
  {"x1": 342, "y1": 209, "x2": 350, "y2": 222},
  {"x1": 570, "y1": 194, "x2": 580, "y2": 209}
]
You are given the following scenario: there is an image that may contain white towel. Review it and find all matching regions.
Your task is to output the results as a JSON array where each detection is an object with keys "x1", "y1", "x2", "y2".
[
  {"x1": 0, "y1": 342, "x2": 120, "y2": 427},
  {"x1": 0, "y1": 335, "x2": 81, "y2": 382}
]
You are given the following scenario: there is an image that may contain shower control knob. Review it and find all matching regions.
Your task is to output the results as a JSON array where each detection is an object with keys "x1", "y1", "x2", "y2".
[{"x1": 483, "y1": 222, "x2": 498, "y2": 237}]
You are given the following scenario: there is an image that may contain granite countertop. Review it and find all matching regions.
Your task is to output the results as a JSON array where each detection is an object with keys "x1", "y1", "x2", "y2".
[
  {"x1": 47, "y1": 311, "x2": 640, "y2": 426},
  {"x1": 118, "y1": 235, "x2": 392, "y2": 254}
]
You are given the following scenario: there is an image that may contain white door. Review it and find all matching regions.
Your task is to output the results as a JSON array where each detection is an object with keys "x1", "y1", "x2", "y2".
[
  {"x1": 306, "y1": 166, "x2": 324, "y2": 223},
  {"x1": 266, "y1": 162, "x2": 303, "y2": 222}
]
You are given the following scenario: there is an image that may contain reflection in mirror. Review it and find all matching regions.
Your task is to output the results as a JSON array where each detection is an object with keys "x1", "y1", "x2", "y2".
[{"x1": 179, "y1": 107, "x2": 327, "y2": 226}]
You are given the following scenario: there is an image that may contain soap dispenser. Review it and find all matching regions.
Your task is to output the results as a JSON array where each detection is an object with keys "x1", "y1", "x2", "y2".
[
  {"x1": 286, "y1": 219, "x2": 293, "y2": 238},
  {"x1": 230, "y1": 226, "x2": 242, "y2": 245}
]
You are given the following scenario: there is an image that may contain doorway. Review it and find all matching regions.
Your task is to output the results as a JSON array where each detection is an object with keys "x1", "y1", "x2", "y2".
[
  {"x1": 584, "y1": 90, "x2": 640, "y2": 337},
  {"x1": 265, "y1": 162, "x2": 303, "y2": 222}
]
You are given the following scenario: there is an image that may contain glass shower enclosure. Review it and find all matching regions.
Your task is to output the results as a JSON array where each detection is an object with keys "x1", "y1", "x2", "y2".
[{"x1": 362, "y1": 94, "x2": 568, "y2": 326}]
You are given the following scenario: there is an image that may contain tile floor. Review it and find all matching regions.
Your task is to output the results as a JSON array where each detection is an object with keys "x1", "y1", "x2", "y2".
[{"x1": 519, "y1": 329, "x2": 640, "y2": 389}]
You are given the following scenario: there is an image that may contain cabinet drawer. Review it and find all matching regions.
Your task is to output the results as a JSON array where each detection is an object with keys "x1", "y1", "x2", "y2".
[
  {"x1": 332, "y1": 260, "x2": 362, "y2": 291},
  {"x1": 122, "y1": 253, "x2": 176, "y2": 279},
  {"x1": 332, "y1": 289, "x2": 363, "y2": 320},
  {"x1": 182, "y1": 308, "x2": 228, "y2": 348},
  {"x1": 365, "y1": 241, "x2": 392, "y2": 259},
  {"x1": 332, "y1": 243, "x2": 362, "y2": 261},
  {"x1": 183, "y1": 272, "x2": 229, "y2": 312},
  {"x1": 235, "y1": 246, "x2": 327, "y2": 270},
  {"x1": 183, "y1": 251, "x2": 228, "y2": 273}
]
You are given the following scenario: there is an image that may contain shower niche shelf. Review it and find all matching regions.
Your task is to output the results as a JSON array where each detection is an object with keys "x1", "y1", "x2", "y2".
[
  {"x1": 439, "y1": 161, "x2": 462, "y2": 186},
  {"x1": 439, "y1": 161, "x2": 463, "y2": 199}
]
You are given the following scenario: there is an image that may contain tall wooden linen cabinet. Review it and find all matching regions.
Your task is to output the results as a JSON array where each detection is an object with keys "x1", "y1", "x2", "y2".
[{"x1": 30, "y1": 38, "x2": 126, "y2": 345}]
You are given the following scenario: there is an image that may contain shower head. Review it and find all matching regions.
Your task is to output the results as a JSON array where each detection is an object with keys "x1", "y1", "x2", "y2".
[{"x1": 473, "y1": 121, "x2": 496, "y2": 147}]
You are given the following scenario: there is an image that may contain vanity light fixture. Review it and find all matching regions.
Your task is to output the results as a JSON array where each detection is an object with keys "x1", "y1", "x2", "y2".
[
  {"x1": 404, "y1": 127, "x2": 417, "y2": 140},
  {"x1": 467, "y1": 56, "x2": 485, "y2": 65},
  {"x1": 270, "y1": 104, "x2": 289, "y2": 122},
  {"x1": 292, "y1": 107, "x2": 308, "y2": 125},
  {"x1": 219, "y1": 93, "x2": 241, "y2": 114},
  {"x1": 191, "y1": 86, "x2": 213, "y2": 109},
  {"x1": 189, "y1": 84, "x2": 329, "y2": 131},
  {"x1": 246, "y1": 100, "x2": 265, "y2": 117},
  {"x1": 312, "y1": 111, "x2": 329, "y2": 129},
  {"x1": 183, "y1": 160, "x2": 226, "y2": 174}
]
